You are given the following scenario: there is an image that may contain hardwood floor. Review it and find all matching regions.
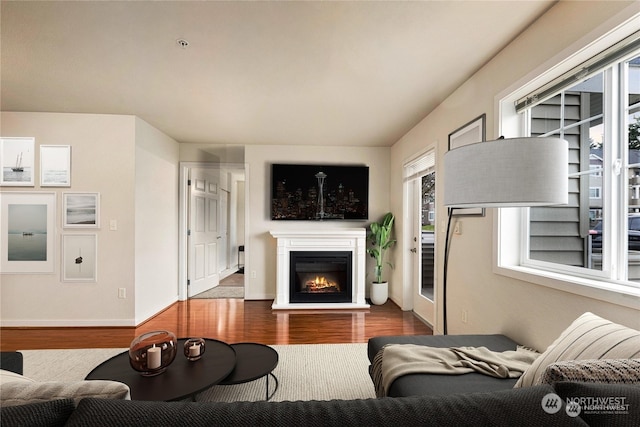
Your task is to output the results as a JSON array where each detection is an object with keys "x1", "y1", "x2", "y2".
[{"x1": 0, "y1": 299, "x2": 432, "y2": 351}]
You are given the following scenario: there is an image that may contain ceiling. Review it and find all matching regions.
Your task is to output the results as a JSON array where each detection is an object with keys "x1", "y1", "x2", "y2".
[{"x1": 1, "y1": 1, "x2": 555, "y2": 147}]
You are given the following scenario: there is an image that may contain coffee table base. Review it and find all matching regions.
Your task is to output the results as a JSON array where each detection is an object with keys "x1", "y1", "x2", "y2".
[
  {"x1": 217, "y1": 342, "x2": 279, "y2": 401},
  {"x1": 264, "y1": 372, "x2": 279, "y2": 401}
]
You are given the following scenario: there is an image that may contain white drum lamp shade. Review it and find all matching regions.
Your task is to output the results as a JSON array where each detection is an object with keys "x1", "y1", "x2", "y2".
[
  {"x1": 444, "y1": 137, "x2": 569, "y2": 208},
  {"x1": 441, "y1": 136, "x2": 568, "y2": 335}
]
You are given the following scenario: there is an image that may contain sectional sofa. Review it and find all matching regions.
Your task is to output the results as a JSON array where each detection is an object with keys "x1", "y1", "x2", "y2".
[{"x1": 1, "y1": 312, "x2": 639, "y2": 426}]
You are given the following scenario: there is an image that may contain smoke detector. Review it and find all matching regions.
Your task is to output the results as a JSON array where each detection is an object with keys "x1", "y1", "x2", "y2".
[{"x1": 176, "y1": 39, "x2": 190, "y2": 49}]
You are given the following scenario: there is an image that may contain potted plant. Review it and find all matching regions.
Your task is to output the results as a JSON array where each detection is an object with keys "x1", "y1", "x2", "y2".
[{"x1": 366, "y1": 212, "x2": 396, "y2": 305}]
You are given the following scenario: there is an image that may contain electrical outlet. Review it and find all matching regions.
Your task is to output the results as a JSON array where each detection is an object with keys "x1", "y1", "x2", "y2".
[
  {"x1": 110, "y1": 219, "x2": 118, "y2": 231},
  {"x1": 118, "y1": 288, "x2": 126, "y2": 299},
  {"x1": 250, "y1": 270, "x2": 257, "y2": 279},
  {"x1": 461, "y1": 309, "x2": 468, "y2": 324}
]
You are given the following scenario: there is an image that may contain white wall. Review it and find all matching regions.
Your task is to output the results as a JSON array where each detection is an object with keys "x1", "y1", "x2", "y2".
[
  {"x1": 389, "y1": 1, "x2": 640, "y2": 349},
  {"x1": 0, "y1": 112, "x2": 180, "y2": 327},
  {"x1": 134, "y1": 118, "x2": 180, "y2": 324},
  {"x1": 1, "y1": 112, "x2": 137, "y2": 326},
  {"x1": 244, "y1": 145, "x2": 390, "y2": 300}
]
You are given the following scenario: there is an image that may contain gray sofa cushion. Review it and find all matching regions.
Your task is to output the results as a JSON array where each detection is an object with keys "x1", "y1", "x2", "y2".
[
  {"x1": 65, "y1": 384, "x2": 587, "y2": 427},
  {"x1": 0, "y1": 352, "x2": 23, "y2": 375},
  {"x1": 0, "y1": 398, "x2": 75, "y2": 427},
  {"x1": 367, "y1": 334, "x2": 520, "y2": 397}
]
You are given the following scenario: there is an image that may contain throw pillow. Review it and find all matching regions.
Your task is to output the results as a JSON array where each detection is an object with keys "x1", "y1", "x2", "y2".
[
  {"x1": 514, "y1": 312, "x2": 640, "y2": 388},
  {"x1": 0, "y1": 369, "x2": 36, "y2": 385},
  {"x1": 540, "y1": 359, "x2": 640, "y2": 385},
  {"x1": 0, "y1": 380, "x2": 131, "y2": 407}
]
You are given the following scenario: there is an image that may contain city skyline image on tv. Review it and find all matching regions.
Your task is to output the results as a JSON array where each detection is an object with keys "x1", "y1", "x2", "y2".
[{"x1": 271, "y1": 164, "x2": 369, "y2": 220}]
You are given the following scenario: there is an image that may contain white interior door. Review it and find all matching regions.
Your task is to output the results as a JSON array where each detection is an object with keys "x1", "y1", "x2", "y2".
[
  {"x1": 218, "y1": 189, "x2": 229, "y2": 276},
  {"x1": 188, "y1": 169, "x2": 220, "y2": 297}
]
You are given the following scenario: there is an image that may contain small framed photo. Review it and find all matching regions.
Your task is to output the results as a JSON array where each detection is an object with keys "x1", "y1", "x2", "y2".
[
  {"x1": 448, "y1": 114, "x2": 486, "y2": 150},
  {"x1": 448, "y1": 114, "x2": 486, "y2": 217},
  {"x1": 1, "y1": 137, "x2": 35, "y2": 187},
  {"x1": 1, "y1": 192, "x2": 56, "y2": 273},
  {"x1": 62, "y1": 234, "x2": 97, "y2": 282},
  {"x1": 40, "y1": 145, "x2": 71, "y2": 187},
  {"x1": 63, "y1": 193, "x2": 100, "y2": 228}
]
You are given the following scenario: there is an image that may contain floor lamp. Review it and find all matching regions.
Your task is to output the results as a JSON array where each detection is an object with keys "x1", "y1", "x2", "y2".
[{"x1": 441, "y1": 137, "x2": 569, "y2": 335}]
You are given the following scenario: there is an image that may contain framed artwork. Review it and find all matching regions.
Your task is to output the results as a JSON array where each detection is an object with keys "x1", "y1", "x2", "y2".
[
  {"x1": 0, "y1": 192, "x2": 56, "y2": 273},
  {"x1": 63, "y1": 193, "x2": 100, "y2": 228},
  {"x1": 40, "y1": 145, "x2": 71, "y2": 187},
  {"x1": 1, "y1": 137, "x2": 35, "y2": 187},
  {"x1": 448, "y1": 114, "x2": 486, "y2": 217},
  {"x1": 62, "y1": 234, "x2": 97, "y2": 282}
]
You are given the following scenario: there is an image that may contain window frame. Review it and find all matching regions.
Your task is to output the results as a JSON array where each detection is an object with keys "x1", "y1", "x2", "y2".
[{"x1": 494, "y1": 21, "x2": 640, "y2": 310}]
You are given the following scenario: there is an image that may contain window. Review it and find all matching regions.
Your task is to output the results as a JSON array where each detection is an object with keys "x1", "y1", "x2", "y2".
[{"x1": 498, "y1": 29, "x2": 640, "y2": 301}]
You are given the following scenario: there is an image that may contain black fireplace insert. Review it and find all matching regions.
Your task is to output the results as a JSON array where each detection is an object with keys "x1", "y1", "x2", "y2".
[{"x1": 289, "y1": 251, "x2": 352, "y2": 303}]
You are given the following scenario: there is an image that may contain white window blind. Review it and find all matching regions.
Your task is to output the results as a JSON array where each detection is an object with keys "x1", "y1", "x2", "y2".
[
  {"x1": 404, "y1": 151, "x2": 435, "y2": 182},
  {"x1": 516, "y1": 30, "x2": 640, "y2": 112}
]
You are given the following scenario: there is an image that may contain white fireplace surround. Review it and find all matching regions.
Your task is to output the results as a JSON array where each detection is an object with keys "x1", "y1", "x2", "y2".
[{"x1": 270, "y1": 228, "x2": 369, "y2": 309}]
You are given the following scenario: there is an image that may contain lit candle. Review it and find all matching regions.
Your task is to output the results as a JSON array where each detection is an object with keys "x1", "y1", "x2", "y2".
[
  {"x1": 147, "y1": 345, "x2": 161, "y2": 369},
  {"x1": 189, "y1": 343, "x2": 200, "y2": 357}
]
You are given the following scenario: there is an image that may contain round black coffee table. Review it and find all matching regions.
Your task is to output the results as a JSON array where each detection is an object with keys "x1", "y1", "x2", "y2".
[
  {"x1": 218, "y1": 342, "x2": 279, "y2": 400},
  {"x1": 85, "y1": 338, "x2": 236, "y2": 401}
]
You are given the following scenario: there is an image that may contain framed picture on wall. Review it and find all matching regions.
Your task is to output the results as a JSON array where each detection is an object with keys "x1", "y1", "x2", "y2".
[
  {"x1": 1, "y1": 137, "x2": 35, "y2": 187},
  {"x1": 63, "y1": 192, "x2": 100, "y2": 228},
  {"x1": 448, "y1": 114, "x2": 486, "y2": 217},
  {"x1": 40, "y1": 145, "x2": 71, "y2": 187},
  {"x1": 0, "y1": 192, "x2": 56, "y2": 273},
  {"x1": 62, "y1": 234, "x2": 97, "y2": 282}
]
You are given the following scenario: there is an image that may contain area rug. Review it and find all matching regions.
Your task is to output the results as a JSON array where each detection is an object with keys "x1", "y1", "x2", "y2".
[
  {"x1": 191, "y1": 285, "x2": 244, "y2": 299},
  {"x1": 20, "y1": 343, "x2": 376, "y2": 402}
]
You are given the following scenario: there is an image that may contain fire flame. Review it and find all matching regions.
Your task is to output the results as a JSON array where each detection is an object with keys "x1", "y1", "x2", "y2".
[{"x1": 304, "y1": 276, "x2": 341, "y2": 292}]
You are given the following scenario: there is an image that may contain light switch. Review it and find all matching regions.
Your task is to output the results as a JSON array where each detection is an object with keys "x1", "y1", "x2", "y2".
[{"x1": 110, "y1": 219, "x2": 118, "y2": 231}]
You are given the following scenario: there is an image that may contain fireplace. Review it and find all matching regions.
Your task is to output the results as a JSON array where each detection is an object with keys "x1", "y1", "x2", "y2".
[
  {"x1": 290, "y1": 251, "x2": 352, "y2": 303},
  {"x1": 270, "y1": 229, "x2": 368, "y2": 309}
]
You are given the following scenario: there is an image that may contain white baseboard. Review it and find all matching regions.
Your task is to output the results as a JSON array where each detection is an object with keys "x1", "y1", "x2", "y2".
[{"x1": 244, "y1": 292, "x2": 275, "y2": 301}]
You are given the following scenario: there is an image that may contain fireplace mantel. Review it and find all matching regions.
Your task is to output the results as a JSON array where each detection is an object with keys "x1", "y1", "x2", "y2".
[{"x1": 270, "y1": 229, "x2": 369, "y2": 309}]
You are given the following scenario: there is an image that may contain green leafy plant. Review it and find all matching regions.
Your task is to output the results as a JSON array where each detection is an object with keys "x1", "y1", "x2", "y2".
[{"x1": 366, "y1": 212, "x2": 396, "y2": 283}]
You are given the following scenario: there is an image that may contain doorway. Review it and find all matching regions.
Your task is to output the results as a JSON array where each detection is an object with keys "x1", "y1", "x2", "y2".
[
  {"x1": 403, "y1": 151, "x2": 436, "y2": 327},
  {"x1": 178, "y1": 163, "x2": 247, "y2": 301}
]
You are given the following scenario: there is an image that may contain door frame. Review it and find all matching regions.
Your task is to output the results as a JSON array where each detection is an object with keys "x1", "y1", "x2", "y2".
[
  {"x1": 178, "y1": 162, "x2": 249, "y2": 301},
  {"x1": 402, "y1": 149, "x2": 437, "y2": 330}
]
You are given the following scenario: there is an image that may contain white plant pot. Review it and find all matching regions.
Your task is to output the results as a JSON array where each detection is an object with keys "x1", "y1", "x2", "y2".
[{"x1": 370, "y1": 281, "x2": 388, "y2": 305}]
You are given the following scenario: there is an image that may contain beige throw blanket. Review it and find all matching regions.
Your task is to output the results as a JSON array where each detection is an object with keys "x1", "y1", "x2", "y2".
[{"x1": 377, "y1": 344, "x2": 539, "y2": 397}]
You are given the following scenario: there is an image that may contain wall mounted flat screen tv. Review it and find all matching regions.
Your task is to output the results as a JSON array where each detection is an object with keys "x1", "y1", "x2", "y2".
[{"x1": 271, "y1": 164, "x2": 369, "y2": 220}]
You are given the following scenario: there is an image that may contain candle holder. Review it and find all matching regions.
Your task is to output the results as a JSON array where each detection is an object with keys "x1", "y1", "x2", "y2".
[
  {"x1": 129, "y1": 330, "x2": 177, "y2": 376},
  {"x1": 183, "y1": 338, "x2": 206, "y2": 361}
]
